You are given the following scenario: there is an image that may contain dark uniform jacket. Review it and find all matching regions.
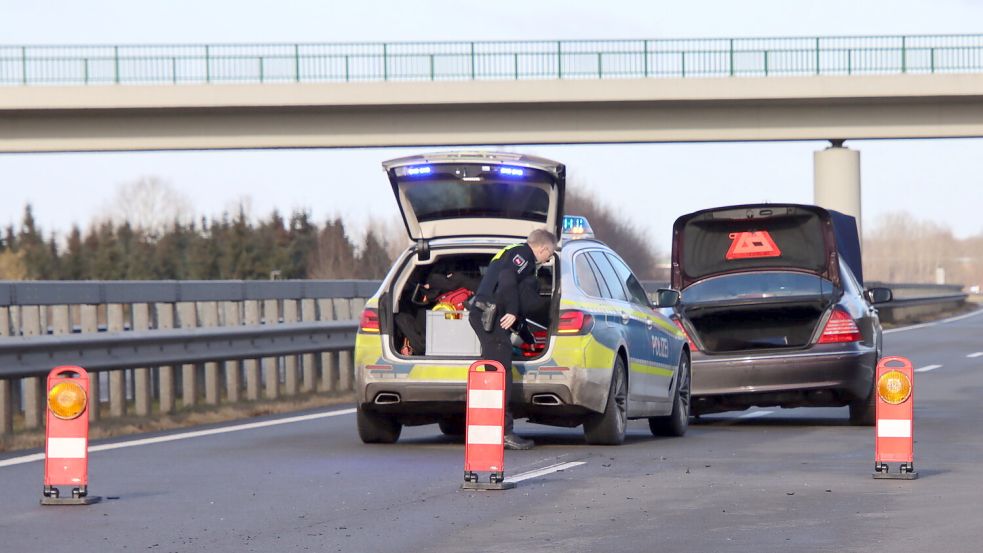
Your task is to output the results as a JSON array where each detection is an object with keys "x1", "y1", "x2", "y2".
[{"x1": 474, "y1": 243, "x2": 545, "y2": 319}]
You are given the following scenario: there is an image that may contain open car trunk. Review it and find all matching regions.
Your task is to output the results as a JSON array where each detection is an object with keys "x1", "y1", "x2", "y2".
[
  {"x1": 681, "y1": 296, "x2": 834, "y2": 353},
  {"x1": 387, "y1": 248, "x2": 556, "y2": 359}
]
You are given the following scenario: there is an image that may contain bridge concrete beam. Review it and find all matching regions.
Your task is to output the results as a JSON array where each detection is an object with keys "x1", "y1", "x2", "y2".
[
  {"x1": 814, "y1": 143, "x2": 862, "y2": 236},
  {"x1": 3, "y1": 73, "x2": 983, "y2": 152}
]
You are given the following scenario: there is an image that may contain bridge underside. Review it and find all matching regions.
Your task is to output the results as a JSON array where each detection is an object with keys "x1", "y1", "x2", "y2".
[{"x1": 2, "y1": 73, "x2": 983, "y2": 152}]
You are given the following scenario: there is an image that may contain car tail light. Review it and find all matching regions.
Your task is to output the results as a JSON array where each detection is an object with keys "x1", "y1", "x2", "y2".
[
  {"x1": 673, "y1": 319, "x2": 699, "y2": 352},
  {"x1": 359, "y1": 308, "x2": 380, "y2": 333},
  {"x1": 818, "y1": 307, "x2": 862, "y2": 343},
  {"x1": 557, "y1": 310, "x2": 593, "y2": 335}
]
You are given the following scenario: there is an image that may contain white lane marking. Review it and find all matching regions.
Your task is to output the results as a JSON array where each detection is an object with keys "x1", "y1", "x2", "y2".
[
  {"x1": 915, "y1": 364, "x2": 942, "y2": 373},
  {"x1": 968, "y1": 352, "x2": 983, "y2": 358},
  {"x1": 505, "y1": 461, "x2": 586, "y2": 483},
  {"x1": 0, "y1": 407, "x2": 356, "y2": 469},
  {"x1": 738, "y1": 410, "x2": 774, "y2": 419},
  {"x1": 885, "y1": 308, "x2": 983, "y2": 334}
]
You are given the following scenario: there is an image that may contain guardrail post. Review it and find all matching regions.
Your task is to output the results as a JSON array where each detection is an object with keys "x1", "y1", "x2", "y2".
[
  {"x1": 557, "y1": 41, "x2": 563, "y2": 79},
  {"x1": 178, "y1": 302, "x2": 199, "y2": 408},
  {"x1": 318, "y1": 299, "x2": 338, "y2": 392},
  {"x1": 301, "y1": 299, "x2": 317, "y2": 393},
  {"x1": 223, "y1": 301, "x2": 242, "y2": 402},
  {"x1": 334, "y1": 299, "x2": 354, "y2": 392},
  {"x1": 205, "y1": 45, "x2": 211, "y2": 83},
  {"x1": 21, "y1": 46, "x2": 27, "y2": 84},
  {"x1": 108, "y1": 304, "x2": 127, "y2": 418},
  {"x1": 21, "y1": 306, "x2": 44, "y2": 429},
  {"x1": 815, "y1": 37, "x2": 821, "y2": 75},
  {"x1": 114, "y1": 46, "x2": 120, "y2": 83},
  {"x1": 0, "y1": 305, "x2": 12, "y2": 434},
  {"x1": 282, "y1": 299, "x2": 299, "y2": 396},
  {"x1": 201, "y1": 302, "x2": 220, "y2": 405},
  {"x1": 80, "y1": 305, "x2": 101, "y2": 421},
  {"x1": 155, "y1": 303, "x2": 176, "y2": 414},
  {"x1": 643, "y1": 40, "x2": 649, "y2": 77},
  {"x1": 901, "y1": 35, "x2": 907, "y2": 73},
  {"x1": 470, "y1": 42, "x2": 476, "y2": 80},
  {"x1": 244, "y1": 300, "x2": 261, "y2": 400},
  {"x1": 263, "y1": 299, "x2": 280, "y2": 399},
  {"x1": 382, "y1": 43, "x2": 388, "y2": 81},
  {"x1": 132, "y1": 303, "x2": 152, "y2": 416}
]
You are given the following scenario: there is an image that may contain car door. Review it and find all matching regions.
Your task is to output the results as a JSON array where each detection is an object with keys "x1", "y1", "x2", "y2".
[
  {"x1": 604, "y1": 253, "x2": 674, "y2": 404},
  {"x1": 586, "y1": 251, "x2": 655, "y2": 404}
]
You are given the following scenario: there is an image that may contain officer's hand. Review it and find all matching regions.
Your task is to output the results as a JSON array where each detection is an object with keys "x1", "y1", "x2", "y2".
[{"x1": 499, "y1": 313, "x2": 517, "y2": 329}]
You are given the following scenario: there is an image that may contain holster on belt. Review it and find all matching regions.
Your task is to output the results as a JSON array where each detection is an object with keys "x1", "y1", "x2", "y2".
[{"x1": 472, "y1": 300, "x2": 497, "y2": 332}]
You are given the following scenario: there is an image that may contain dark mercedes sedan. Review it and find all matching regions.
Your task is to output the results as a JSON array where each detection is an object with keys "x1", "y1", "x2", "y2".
[{"x1": 670, "y1": 204, "x2": 892, "y2": 425}]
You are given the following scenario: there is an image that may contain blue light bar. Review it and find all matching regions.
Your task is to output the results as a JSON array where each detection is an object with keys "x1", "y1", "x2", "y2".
[
  {"x1": 405, "y1": 165, "x2": 432, "y2": 176},
  {"x1": 499, "y1": 166, "x2": 525, "y2": 177},
  {"x1": 562, "y1": 215, "x2": 594, "y2": 239}
]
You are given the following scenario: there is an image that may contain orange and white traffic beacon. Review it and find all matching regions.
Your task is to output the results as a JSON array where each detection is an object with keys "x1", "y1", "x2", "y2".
[
  {"x1": 41, "y1": 366, "x2": 102, "y2": 505},
  {"x1": 462, "y1": 360, "x2": 515, "y2": 490},
  {"x1": 872, "y1": 356, "x2": 918, "y2": 480}
]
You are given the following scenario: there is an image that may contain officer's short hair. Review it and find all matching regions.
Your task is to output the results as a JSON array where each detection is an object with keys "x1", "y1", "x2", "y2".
[{"x1": 528, "y1": 229, "x2": 558, "y2": 251}]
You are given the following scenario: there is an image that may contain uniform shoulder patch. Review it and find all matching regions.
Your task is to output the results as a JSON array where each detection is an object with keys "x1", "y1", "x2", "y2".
[{"x1": 512, "y1": 254, "x2": 528, "y2": 273}]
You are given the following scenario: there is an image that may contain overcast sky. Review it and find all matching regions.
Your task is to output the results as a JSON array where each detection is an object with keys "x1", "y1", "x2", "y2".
[{"x1": 1, "y1": 0, "x2": 982, "y2": 254}]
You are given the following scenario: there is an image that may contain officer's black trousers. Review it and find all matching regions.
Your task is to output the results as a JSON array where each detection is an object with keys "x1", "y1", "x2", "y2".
[{"x1": 468, "y1": 310, "x2": 515, "y2": 434}]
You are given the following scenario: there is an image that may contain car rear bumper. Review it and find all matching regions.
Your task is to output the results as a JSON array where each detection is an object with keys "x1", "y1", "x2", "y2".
[{"x1": 690, "y1": 344, "x2": 876, "y2": 405}]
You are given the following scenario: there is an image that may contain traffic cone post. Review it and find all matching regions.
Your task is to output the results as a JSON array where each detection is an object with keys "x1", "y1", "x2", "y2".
[
  {"x1": 872, "y1": 356, "x2": 918, "y2": 480},
  {"x1": 41, "y1": 366, "x2": 102, "y2": 505},
  {"x1": 462, "y1": 360, "x2": 515, "y2": 490}
]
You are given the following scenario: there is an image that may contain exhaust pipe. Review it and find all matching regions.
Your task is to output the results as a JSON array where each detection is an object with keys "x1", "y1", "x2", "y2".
[
  {"x1": 531, "y1": 393, "x2": 563, "y2": 405},
  {"x1": 374, "y1": 392, "x2": 401, "y2": 405}
]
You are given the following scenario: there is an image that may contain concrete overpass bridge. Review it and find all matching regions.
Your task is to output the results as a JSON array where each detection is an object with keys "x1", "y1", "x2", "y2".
[{"x1": 3, "y1": 33, "x2": 983, "y2": 223}]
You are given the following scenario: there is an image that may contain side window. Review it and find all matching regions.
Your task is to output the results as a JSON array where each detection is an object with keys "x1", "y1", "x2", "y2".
[
  {"x1": 588, "y1": 252, "x2": 628, "y2": 302},
  {"x1": 606, "y1": 254, "x2": 651, "y2": 307},
  {"x1": 574, "y1": 253, "x2": 603, "y2": 298}
]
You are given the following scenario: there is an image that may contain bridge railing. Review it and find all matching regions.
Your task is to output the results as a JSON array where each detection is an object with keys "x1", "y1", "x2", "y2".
[
  {"x1": 3, "y1": 34, "x2": 983, "y2": 86},
  {"x1": 0, "y1": 280, "x2": 380, "y2": 438}
]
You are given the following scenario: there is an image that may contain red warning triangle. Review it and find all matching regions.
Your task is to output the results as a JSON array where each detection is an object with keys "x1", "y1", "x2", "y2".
[{"x1": 726, "y1": 231, "x2": 782, "y2": 260}]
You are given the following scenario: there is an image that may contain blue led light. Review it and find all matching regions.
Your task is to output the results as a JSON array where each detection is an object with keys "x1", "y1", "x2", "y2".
[
  {"x1": 406, "y1": 165, "x2": 432, "y2": 176},
  {"x1": 499, "y1": 166, "x2": 525, "y2": 177},
  {"x1": 563, "y1": 215, "x2": 589, "y2": 231}
]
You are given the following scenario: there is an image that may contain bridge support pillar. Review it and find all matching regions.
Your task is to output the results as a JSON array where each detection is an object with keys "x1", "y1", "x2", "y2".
[{"x1": 814, "y1": 141, "x2": 862, "y2": 237}]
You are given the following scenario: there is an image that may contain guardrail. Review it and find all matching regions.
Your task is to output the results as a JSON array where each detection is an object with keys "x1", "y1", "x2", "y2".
[
  {"x1": 3, "y1": 34, "x2": 983, "y2": 86},
  {"x1": 0, "y1": 279, "x2": 968, "y2": 440},
  {"x1": 0, "y1": 280, "x2": 380, "y2": 438}
]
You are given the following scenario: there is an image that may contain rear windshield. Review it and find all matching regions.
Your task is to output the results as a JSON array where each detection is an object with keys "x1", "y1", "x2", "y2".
[
  {"x1": 682, "y1": 271, "x2": 834, "y2": 303},
  {"x1": 396, "y1": 164, "x2": 553, "y2": 223}
]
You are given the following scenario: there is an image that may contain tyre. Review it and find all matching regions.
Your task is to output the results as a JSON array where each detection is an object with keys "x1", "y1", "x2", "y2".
[
  {"x1": 849, "y1": 373, "x2": 876, "y2": 426},
  {"x1": 649, "y1": 353, "x2": 691, "y2": 437},
  {"x1": 356, "y1": 405, "x2": 402, "y2": 443},
  {"x1": 583, "y1": 355, "x2": 628, "y2": 445},
  {"x1": 438, "y1": 417, "x2": 465, "y2": 436}
]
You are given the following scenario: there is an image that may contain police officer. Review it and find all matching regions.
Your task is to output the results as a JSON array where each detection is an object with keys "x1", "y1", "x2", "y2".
[{"x1": 469, "y1": 228, "x2": 558, "y2": 450}]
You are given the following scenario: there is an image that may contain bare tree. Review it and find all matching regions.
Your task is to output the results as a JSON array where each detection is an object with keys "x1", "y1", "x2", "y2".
[{"x1": 99, "y1": 177, "x2": 195, "y2": 237}]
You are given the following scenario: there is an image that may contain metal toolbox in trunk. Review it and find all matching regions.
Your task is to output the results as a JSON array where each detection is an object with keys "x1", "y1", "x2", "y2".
[{"x1": 425, "y1": 310, "x2": 481, "y2": 356}]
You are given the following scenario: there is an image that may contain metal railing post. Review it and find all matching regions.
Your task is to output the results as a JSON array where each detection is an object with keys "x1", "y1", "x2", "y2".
[
  {"x1": 729, "y1": 38, "x2": 735, "y2": 76},
  {"x1": 294, "y1": 44, "x2": 300, "y2": 82},
  {"x1": 84, "y1": 59, "x2": 89, "y2": 84},
  {"x1": 382, "y1": 43, "x2": 388, "y2": 80},
  {"x1": 763, "y1": 50, "x2": 768, "y2": 76},
  {"x1": 557, "y1": 41, "x2": 562, "y2": 78},
  {"x1": 205, "y1": 45, "x2": 211, "y2": 83},
  {"x1": 259, "y1": 57, "x2": 264, "y2": 83},
  {"x1": 172, "y1": 57, "x2": 177, "y2": 84},
  {"x1": 815, "y1": 37, "x2": 821, "y2": 75},
  {"x1": 598, "y1": 52, "x2": 603, "y2": 78},
  {"x1": 681, "y1": 51, "x2": 686, "y2": 77},
  {"x1": 21, "y1": 46, "x2": 27, "y2": 84},
  {"x1": 643, "y1": 39, "x2": 649, "y2": 77},
  {"x1": 429, "y1": 54, "x2": 435, "y2": 80},
  {"x1": 901, "y1": 35, "x2": 907, "y2": 73},
  {"x1": 514, "y1": 52, "x2": 519, "y2": 79},
  {"x1": 114, "y1": 45, "x2": 120, "y2": 83},
  {"x1": 470, "y1": 42, "x2": 476, "y2": 79},
  {"x1": 930, "y1": 47, "x2": 936, "y2": 73}
]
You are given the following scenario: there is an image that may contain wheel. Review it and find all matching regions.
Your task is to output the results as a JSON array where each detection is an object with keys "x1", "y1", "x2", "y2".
[
  {"x1": 849, "y1": 370, "x2": 877, "y2": 426},
  {"x1": 438, "y1": 417, "x2": 466, "y2": 436},
  {"x1": 356, "y1": 404, "x2": 402, "y2": 444},
  {"x1": 649, "y1": 353, "x2": 691, "y2": 437},
  {"x1": 583, "y1": 355, "x2": 628, "y2": 445}
]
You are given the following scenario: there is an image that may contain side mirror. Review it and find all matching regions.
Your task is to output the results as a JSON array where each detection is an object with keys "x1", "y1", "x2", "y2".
[
  {"x1": 866, "y1": 287, "x2": 893, "y2": 304},
  {"x1": 653, "y1": 289, "x2": 681, "y2": 308}
]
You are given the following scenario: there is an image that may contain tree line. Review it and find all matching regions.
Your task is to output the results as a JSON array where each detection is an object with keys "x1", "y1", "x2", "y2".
[{"x1": 0, "y1": 205, "x2": 395, "y2": 281}]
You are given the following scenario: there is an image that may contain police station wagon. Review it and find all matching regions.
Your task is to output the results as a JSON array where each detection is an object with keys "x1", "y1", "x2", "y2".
[{"x1": 354, "y1": 151, "x2": 690, "y2": 445}]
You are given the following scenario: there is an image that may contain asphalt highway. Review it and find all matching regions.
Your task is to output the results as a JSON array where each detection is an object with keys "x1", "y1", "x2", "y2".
[{"x1": 2, "y1": 309, "x2": 981, "y2": 553}]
